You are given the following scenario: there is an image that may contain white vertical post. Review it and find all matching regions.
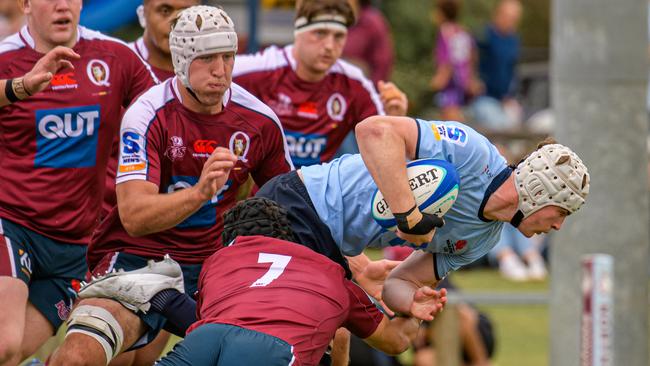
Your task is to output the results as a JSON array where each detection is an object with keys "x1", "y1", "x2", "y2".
[{"x1": 580, "y1": 254, "x2": 614, "y2": 366}]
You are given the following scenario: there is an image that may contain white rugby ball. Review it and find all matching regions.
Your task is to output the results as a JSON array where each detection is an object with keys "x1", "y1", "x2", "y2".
[{"x1": 371, "y1": 158, "x2": 460, "y2": 231}]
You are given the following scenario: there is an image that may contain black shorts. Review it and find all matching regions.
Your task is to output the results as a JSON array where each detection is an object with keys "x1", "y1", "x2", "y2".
[{"x1": 256, "y1": 171, "x2": 352, "y2": 278}]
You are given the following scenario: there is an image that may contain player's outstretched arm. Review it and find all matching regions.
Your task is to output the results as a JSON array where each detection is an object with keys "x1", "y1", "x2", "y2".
[
  {"x1": 118, "y1": 147, "x2": 237, "y2": 237},
  {"x1": 377, "y1": 81, "x2": 408, "y2": 116},
  {"x1": 0, "y1": 46, "x2": 79, "y2": 107},
  {"x1": 382, "y1": 250, "x2": 445, "y2": 320}
]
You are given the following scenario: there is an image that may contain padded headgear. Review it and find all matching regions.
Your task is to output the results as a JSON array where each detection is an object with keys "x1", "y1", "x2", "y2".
[
  {"x1": 513, "y1": 143, "x2": 590, "y2": 223},
  {"x1": 169, "y1": 5, "x2": 238, "y2": 88},
  {"x1": 222, "y1": 197, "x2": 297, "y2": 245}
]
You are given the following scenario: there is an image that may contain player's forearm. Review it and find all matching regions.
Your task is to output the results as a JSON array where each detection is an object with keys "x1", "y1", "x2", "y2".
[
  {"x1": 364, "y1": 316, "x2": 418, "y2": 355},
  {"x1": 356, "y1": 116, "x2": 416, "y2": 213},
  {"x1": 118, "y1": 186, "x2": 206, "y2": 237},
  {"x1": 382, "y1": 276, "x2": 419, "y2": 316}
]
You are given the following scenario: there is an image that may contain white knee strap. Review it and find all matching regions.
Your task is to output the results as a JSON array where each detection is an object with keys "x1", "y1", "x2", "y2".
[{"x1": 66, "y1": 305, "x2": 125, "y2": 365}]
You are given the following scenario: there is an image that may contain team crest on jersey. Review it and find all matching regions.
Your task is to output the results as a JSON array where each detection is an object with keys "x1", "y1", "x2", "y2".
[
  {"x1": 165, "y1": 136, "x2": 187, "y2": 162},
  {"x1": 229, "y1": 132, "x2": 250, "y2": 162},
  {"x1": 268, "y1": 93, "x2": 294, "y2": 117},
  {"x1": 326, "y1": 93, "x2": 347, "y2": 121},
  {"x1": 87, "y1": 59, "x2": 110, "y2": 87}
]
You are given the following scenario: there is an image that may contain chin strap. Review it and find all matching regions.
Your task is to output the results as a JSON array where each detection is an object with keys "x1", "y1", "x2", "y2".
[
  {"x1": 509, "y1": 210, "x2": 524, "y2": 228},
  {"x1": 184, "y1": 86, "x2": 204, "y2": 105}
]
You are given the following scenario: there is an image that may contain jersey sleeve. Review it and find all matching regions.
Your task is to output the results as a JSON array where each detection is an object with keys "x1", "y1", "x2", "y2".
[
  {"x1": 342, "y1": 280, "x2": 384, "y2": 339},
  {"x1": 116, "y1": 99, "x2": 163, "y2": 186},
  {"x1": 413, "y1": 119, "x2": 498, "y2": 172},
  {"x1": 251, "y1": 112, "x2": 295, "y2": 186},
  {"x1": 117, "y1": 43, "x2": 158, "y2": 107},
  {"x1": 434, "y1": 227, "x2": 502, "y2": 280}
]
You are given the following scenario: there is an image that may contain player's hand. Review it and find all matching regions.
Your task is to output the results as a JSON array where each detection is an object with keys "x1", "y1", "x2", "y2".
[
  {"x1": 23, "y1": 46, "x2": 80, "y2": 95},
  {"x1": 394, "y1": 207, "x2": 444, "y2": 245},
  {"x1": 409, "y1": 287, "x2": 447, "y2": 321},
  {"x1": 195, "y1": 147, "x2": 237, "y2": 201},
  {"x1": 354, "y1": 259, "x2": 401, "y2": 316},
  {"x1": 378, "y1": 80, "x2": 408, "y2": 116}
]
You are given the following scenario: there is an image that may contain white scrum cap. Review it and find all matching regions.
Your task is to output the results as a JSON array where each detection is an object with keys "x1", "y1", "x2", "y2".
[
  {"x1": 514, "y1": 143, "x2": 590, "y2": 219},
  {"x1": 170, "y1": 5, "x2": 238, "y2": 88}
]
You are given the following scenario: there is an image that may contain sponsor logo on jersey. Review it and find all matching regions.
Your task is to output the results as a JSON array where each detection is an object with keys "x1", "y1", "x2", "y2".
[
  {"x1": 436, "y1": 124, "x2": 468, "y2": 146},
  {"x1": 297, "y1": 101, "x2": 318, "y2": 120},
  {"x1": 168, "y1": 176, "x2": 232, "y2": 228},
  {"x1": 268, "y1": 93, "x2": 294, "y2": 117},
  {"x1": 51, "y1": 72, "x2": 78, "y2": 90},
  {"x1": 35, "y1": 105, "x2": 101, "y2": 168},
  {"x1": 119, "y1": 129, "x2": 146, "y2": 173},
  {"x1": 193, "y1": 139, "x2": 217, "y2": 158},
  {"x1": 87, "y1": 59, "x2": 110, "y2": 87},
  {"x1": 229, "y1": 132, "x2": 250, "y2": 163},
  {"x1": 165, "y1": 136, "x2": 186, "y2": 162},
  {"x1": 443, "y1": 238, "x2": 469, "y2": 254},
  {"x1": 284, "y1": 131, "x2": 327, "y2": 167},
  {"x1": 326, "y1": 93, "x2": 347, "y2": 121}
]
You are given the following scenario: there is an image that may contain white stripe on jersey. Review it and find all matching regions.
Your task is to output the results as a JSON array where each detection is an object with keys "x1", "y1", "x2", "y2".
[
  {"x1": 287, "y1": 346, "x2": 296, "y2": 366},
  {"x1": 0, "y1": 220, "x2": 17, "y2": 278},
  {"x1": 232, "y1": 45, "x2": 289, "y2": 78},
  {"x1": 129, "y1": 37, "x2": 149, "y2": 61},
  {"x1": 229, "y1": 82, "x2": 295, "y2": 170},
  {"x1": 0, "y1": 32, "x2": 25, "y2": 54},
  {"x1": 116, "y1": 78, "x2": 176, "y2": 184}
]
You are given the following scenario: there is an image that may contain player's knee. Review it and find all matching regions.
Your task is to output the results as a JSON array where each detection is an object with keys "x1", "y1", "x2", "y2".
[
  {"x1": 0, "y1": 336, "x2": 21, "y2": 365},
  {"x1": 63, "y1": 304, "x2": 125, "y2": 365}
]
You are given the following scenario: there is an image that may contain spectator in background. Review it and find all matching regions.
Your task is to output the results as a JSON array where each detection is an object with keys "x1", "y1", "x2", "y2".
[
  {"x1": 430, "y1": 0, "x2": 483, "y2": 122},
  {"x1": 488, "y1": 226, "x2": 548, "y2": 282},
  {"x1": 343, "y1": 0, "x2": 394, "y2": 85},
  {"x1": 472, "y1": 0, "x2": 523, "y2": 130}
]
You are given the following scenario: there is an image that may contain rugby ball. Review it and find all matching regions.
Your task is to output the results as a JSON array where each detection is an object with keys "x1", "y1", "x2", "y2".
[{"x1": 371, "y1": 158, "x2": 460, "y2": 231}]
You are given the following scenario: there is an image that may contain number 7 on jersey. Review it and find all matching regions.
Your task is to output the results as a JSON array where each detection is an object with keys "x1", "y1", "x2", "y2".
[{"x1": 250, "y1": 253, "x2": 292, "y2": 287}]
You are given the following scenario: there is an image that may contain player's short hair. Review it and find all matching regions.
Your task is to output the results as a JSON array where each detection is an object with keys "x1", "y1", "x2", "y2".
[
  {"x1": 295, "y1": 0, "x2": 356, "y2": 28},
  {"x1": 222, "y1": 197, "x2": 297, "y2": 245}
]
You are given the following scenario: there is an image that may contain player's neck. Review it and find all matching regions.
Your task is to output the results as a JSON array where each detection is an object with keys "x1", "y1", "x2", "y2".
[
  {"x1": 177, "y1": 79, "x2": 224, "y2": 115},
  {"x1": 143, "y1": 33, "x2": 174, "y2": 72},
  {"x1": 483, "y1": 174, "x2": 519, "y2": 222},
  {"x1": 292, "y1": 48, "x2": 327, "y2": 82},
  {"x1": 28, "y1": 25, "x2": 77, "y2": 54}
]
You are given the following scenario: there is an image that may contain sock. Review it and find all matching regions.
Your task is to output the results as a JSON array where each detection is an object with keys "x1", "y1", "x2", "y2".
[{"x1": 150, "y1": 289, "x2": 198, "y2": 337}]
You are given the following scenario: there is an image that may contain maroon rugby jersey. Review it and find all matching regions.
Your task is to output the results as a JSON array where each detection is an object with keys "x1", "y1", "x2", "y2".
[
  {"x1": 233, "y1": 45, "x2": 384, "y2": 167},
  {"x1": 190, "y1": 236, "x2": 384, "y2": 366},
  {"x1": 0, "y1": 26, "x2": 156, "y2": 244},
  {"x1": 87, "y1": 78, "x2": 293, "y2": 266},
  {"x1": 101, "y1": 37, "x2": 175, "y2": 216}
]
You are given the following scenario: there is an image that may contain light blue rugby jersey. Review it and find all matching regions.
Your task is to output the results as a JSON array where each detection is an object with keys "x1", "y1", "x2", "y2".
[{"x1": 300, "y1": 118, "x2": 510, "y2": 279}]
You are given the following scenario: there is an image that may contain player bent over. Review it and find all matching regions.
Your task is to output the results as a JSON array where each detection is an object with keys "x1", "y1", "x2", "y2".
[
  {"x1": 48, "y1": 6, "x2": 292, "y2": 366},
  {"x1": 72, "y1": 115, "x2": 590, "y2": 340}
]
